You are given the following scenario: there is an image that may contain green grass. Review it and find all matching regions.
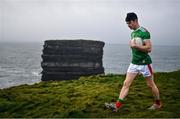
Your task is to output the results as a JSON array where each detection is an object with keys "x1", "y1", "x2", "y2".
[{"x1": 0, "y1": 70, "x2": 180, "y2": 118}]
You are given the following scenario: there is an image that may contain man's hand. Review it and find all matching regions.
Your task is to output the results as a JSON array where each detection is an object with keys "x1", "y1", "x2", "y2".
[
  {"x1": 129, "y1": 39, "x2": 152, "y2": 53},
  {"x1": 129, "y1": 40, "x2": 138, "y2": 48}
]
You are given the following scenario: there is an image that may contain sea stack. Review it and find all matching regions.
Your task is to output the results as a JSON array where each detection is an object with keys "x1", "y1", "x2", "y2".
[{"x1": 41, "y1": 39, "x2": 105, "y2": 81}]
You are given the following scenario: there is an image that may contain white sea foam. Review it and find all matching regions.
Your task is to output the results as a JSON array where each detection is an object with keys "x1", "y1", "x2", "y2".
[{"x1": 32, "y1": 71, "x2": 41, "y2": 76}]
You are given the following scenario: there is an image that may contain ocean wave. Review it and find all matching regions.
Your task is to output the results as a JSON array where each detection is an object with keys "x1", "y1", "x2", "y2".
[
  {"x1": 32, "y1": 71, "x2": 41, "y2": 76},
  {"x1": 0, "y1": 74, "x2": 10, "y2": 78}
]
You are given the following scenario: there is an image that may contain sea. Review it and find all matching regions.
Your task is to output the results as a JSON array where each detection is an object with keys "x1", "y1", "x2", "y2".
[{"x1": 0, "y1": 42, "x2": 180, "y2": 89}]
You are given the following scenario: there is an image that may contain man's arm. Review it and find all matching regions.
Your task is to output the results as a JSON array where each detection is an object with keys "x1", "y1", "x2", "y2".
[{"x1": 130, "y1": 39, "x2": 152, "y2": 53}]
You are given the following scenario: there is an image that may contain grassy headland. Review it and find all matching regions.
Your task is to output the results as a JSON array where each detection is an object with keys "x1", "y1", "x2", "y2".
[{"x1": 0, "y1": 70, "x2": 180, "y2": 118}]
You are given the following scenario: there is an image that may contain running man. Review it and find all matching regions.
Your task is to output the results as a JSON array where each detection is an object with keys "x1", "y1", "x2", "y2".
[{"x1": 105, "y1": 12, "x2": 161, "y2": 112}]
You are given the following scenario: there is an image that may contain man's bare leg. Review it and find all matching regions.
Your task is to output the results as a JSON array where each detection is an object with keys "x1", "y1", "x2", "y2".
[
  {"x1": 146, "y1": 76, "x2": 161, "y2": 109},
  {"x1": 119, "y1": 72, "x2": 137, "y2": 99},
  {"x1": 114, "y1": 72, "x2": 138, "y2": 110},
  {"x1": 105, "y1": 72, "x2": 137, "y2": 111}
]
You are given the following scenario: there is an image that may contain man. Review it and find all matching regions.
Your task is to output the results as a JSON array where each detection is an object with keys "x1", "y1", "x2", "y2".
[{"x1": 105, "y1": 12, "x2": 161, "y2": 112}]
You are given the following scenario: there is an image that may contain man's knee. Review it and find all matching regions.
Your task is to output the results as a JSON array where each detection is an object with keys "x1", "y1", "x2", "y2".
[
  {"x1": 146, "y1": 80, "x2": 155, "y2": 89},
  {"x1": 123, "y1": 80, "x2": 131, "y2": 88},
  {"x1": 122, "y1": 73, "x2": 136, "y2": 89},
  {"x1": 146, "y1": 76, "x2": 155, "y2": 88},
  {"x1": 147, "y1": 82, "x2": 153, "y2": 88}
]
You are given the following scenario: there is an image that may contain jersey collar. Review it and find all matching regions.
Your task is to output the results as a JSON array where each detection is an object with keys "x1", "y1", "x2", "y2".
[{"x1": 134, "y1": 26, "x2": 141, "y2": 32}]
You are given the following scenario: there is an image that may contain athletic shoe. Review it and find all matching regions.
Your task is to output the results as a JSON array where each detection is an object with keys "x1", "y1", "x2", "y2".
[
  {"x1": 105, "y1": 102, "x2": 122, "y2": 112},
  {"x1": 148, "y1": 103, "x2": 162, "y2": 110}
]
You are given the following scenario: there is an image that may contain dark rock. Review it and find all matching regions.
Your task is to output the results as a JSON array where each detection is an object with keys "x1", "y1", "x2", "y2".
[{"x1": 41, "y1": 39, "x2": 105, "y2": 81}]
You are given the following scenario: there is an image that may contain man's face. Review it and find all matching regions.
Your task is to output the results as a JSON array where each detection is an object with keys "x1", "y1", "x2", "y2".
[{"x1": 126, "y1": 20, "x2": 137, "y2": 30}]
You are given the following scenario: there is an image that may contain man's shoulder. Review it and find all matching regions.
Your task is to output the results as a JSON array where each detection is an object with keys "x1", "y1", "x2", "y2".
[
  {"x1": 138, "y1": 27, "x2": 151, "y2": 39},
  {"x1": 139, "y1": 27, "x2": 150, "y2": 33}
]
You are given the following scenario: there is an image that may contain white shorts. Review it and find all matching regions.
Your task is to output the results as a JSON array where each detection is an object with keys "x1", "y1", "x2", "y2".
[{"x1": 127, "y1": 63, "x2": 153, "y2": 78}]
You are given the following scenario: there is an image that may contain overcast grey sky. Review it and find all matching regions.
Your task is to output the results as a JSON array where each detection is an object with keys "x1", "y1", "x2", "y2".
[{"x1": 0, "y1": 0, "x2": 180, "y2": 45}]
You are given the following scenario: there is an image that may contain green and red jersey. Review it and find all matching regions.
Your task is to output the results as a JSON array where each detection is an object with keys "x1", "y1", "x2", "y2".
[{"x1": 131, "y1": 27, "x2": 152, "y2": 65}]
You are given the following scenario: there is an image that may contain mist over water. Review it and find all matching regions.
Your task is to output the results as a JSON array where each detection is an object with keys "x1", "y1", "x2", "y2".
[{"x1": 0, "y1": 42, "x2": 180, "y2": 89}]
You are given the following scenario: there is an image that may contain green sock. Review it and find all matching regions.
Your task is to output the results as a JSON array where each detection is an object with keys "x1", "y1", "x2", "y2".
[{"x1": 117, "y1": 98, "x2": 124, "y2": 103}]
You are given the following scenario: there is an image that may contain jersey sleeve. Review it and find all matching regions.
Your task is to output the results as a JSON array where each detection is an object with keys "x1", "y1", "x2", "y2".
[{"x1": 142, "y1": 32, "x2": 151, "y2": 40}]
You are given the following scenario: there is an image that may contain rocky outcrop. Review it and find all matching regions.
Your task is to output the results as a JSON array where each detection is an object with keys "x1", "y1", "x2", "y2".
[{"x1": 41, "y1": 40, "x2": 105, "y2": 81}]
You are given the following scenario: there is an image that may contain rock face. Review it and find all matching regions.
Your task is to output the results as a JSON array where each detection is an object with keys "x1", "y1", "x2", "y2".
[{"x1": 41, "y1": 40, "x2": 105, "y2": 81}]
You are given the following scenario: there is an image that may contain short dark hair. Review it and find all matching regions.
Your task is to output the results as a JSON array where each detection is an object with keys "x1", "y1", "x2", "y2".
[{"x1": 125, "y1": 12, "x2": 138, "y2": 22}]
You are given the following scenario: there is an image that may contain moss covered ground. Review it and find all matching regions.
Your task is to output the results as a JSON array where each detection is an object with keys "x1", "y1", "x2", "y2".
[{"x1": 0, "y1": 70, "x2": 180, "y2": 118}]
